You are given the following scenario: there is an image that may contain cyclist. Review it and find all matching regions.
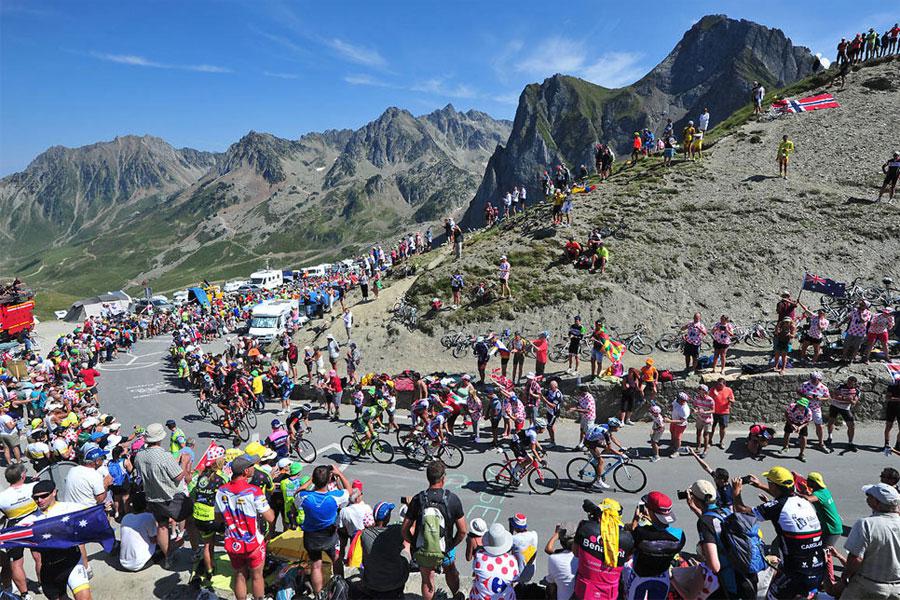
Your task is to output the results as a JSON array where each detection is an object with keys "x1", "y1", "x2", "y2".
[
  {"x1": 584, "y1": 418, "x2": 626, "y2": 489},
  {"x1": 513, "y1": 418, "x2": 547, "y2": 476},
  {"x1": 286, "y1": 404, "x2": 313, "y2": 442},
  {"x1": 266, "y1": 419, "x2": 291, "y2": 459},
  {"x1": 425, "y1": 408, "x2": 451, "y2": 446},
  {"x1": 410, "y1": 395, "x2": 432, "y2": 429},
  {"x1": 354, "y1": 401, "x2": 382, "y2": 445}
]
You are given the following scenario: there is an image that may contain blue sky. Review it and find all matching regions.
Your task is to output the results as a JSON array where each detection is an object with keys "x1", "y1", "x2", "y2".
[{"x1": 0, "y1": 0, "x2": 894, "y2": 175}]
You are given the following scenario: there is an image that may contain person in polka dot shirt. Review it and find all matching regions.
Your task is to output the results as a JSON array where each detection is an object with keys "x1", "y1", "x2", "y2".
[{"x1": 469, "y1": 523, "x2": 519, "y2": 600}]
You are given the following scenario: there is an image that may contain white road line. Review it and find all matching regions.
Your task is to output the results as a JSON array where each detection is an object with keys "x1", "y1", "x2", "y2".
[
  {"x1": 98, "y1": 362, "x2": 160, "y2": 371},
  {"x1": 316, "y1": 443, "x2": 350, "y2": 471}
]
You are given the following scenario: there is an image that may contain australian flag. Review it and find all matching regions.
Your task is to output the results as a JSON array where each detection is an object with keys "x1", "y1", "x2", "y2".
[
  {"x1": 0, "y1": 505, "x2": 115, "y2": 552},
  {"x1": 802, "y1": 273, "x2": 846, "y2": 298}
]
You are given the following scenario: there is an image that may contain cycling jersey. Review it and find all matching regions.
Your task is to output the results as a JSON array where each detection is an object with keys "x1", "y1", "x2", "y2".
[
  {"x1": 286, "y1": 407, "x2": 309, "y2": 426},
  {"x1": 0, "y1": 482, "x2": 37, "y2": 523},
  {"x1": 516, "y1": 427, "x2": 539, "y2": 447},
  {"x1": 411, "y1": 398, "x2": 429, "y2": 414},
  {"x1": 753, "y1": 494, "x2": 824, "y2": 577},
  {"x1": 584, "y1": 424, "x2": 612, "y2": 445},
  {"x1": 266, "y1": 430, "x2": 290, "y2": 458},
  {"x1": 191, "y1": 471, "x2": 226, "y2": 524},
  {"x1": 426, "y1": 414, "x2": 446, "y2": 439}
]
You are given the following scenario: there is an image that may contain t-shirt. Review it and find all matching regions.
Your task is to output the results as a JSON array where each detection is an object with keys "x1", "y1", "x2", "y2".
[
  {"x1": 831, "y1": 384, "x2": 861, "y2": 411},
  {"x1": 79, "y1": 368, "x2": 100, "y2": 387},
  {"x1": 61, "y1": 465, "x2": 105, "y2": 507},
  {"x1": 778, "y1": 140, "x2": 795, "y2": 157},
  {"x1": 0, "y1": 482, "x2": 37, "y2": 522},
  {"x1": 531, "y1": 339, "x2": 548, "y2": 363},
  {"x1": 215, "y1": 479, "x2": 271, "y2": 548},
  {"x1": 339, "y1": 502, "x2": 374, "y2": 537},
  {"x1": 631, "y1": 524, "x2": 686, "y2": 577},
  {"x1": 753, "y1": 494, "x2": 824, "y2": 576},
  {"x1": 361, "y1": 524, "x2": 409, "y2": 592},
  {"x1": 671, "y1": 400, "x2": 690, "y2": 424},
  {"x1": 470, "y1": 549, "x2": 519, "y2": 600},
  {"x1": 546, "y1": 551, "x2": 578, "y2": 600},
  {"x1": 296, "y1": 488, "x2": 349, "y2": 532},
  {"x1": 119, "y1": 512, "x2": 158, "y2": 571},
  {"x1": 404, "y1": 487, "x2": 465, "y2": 551},
  {"x1": 812, "y1": 488, "x2": 843, "y2": 536},
  {"x1": 511, "y1": 529, "x2": 539, "y2": 582},
  {"x1": 578, "y1": 394, "x2": 596, "y2": 424},
  {"x1": 710, "y1": 386, "x2": 735, "y2": 414},
  {"x1": 844, "y1": 512, "x2": 900, "y2": 583},
  {"x1": 133, "y1": 446, "x2": 184, "y2": 503}
]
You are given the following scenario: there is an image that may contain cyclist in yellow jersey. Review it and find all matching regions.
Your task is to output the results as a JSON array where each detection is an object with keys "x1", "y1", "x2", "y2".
[{"x1": 777, "y1": 134, "x2": 795, "y2": 178}]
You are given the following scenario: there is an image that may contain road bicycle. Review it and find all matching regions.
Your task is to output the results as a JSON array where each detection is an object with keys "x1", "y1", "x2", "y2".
[
  {"x1": 339, "y1": 426, "x2": 395, "y2": 463},
  {"x1": 402, "y1": 431, "x2": 465, "y2": 468},
  {"x1": 216, "y1": 406, "x2": 251, "y2": 442},
  {"x1": 565, "y1": 448, "x2": 646, "y2": 493},
  {"x1": 289, "y1": 432, "x2": 318, "y2": 463},
  {"x1": 390, "y1": 296, "x2": 418, "y2": 329},
  {"x1": 440, "y1": 330, "x2": 470, "y2": 350},
  {"x1": 482, "y1": 449, "x2": 560, "y2": 495},
  {"x1": 608, "y1": 324, "x2": 653, "y2": 355},
  {"x1": 656, "y1": 325, "x2": 713, "y2": 353},
  {"x1": 731, "y1": 322, "x2": 772, "y2": 348}
]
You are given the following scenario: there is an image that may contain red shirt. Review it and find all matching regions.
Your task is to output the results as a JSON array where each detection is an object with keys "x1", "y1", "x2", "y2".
[
  {"x1": 329, "y1": 375, "x2": 343, "y2": 393},
  {"x1": 531, "y1": 339, "x2": 549, "y2": 363},
  {"x1": 80, "y1": 368, "x2": 100, "y2": 387},
  {"x1": 709, "y1": 386, "x2": 735, "y2": 415}
]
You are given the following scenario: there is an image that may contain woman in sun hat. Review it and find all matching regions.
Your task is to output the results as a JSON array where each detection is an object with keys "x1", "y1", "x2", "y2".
[
  {"x1": 467, "y1": 517, "x2": 488, "y2": 561},
  {"x1": 469, "y1": 523, "x2": 519, "y2": 600}
]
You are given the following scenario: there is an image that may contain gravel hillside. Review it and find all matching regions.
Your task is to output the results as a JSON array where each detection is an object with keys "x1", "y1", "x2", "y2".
[{"x1": 337, "y1": 59, "x2": 900, "y2": 374}]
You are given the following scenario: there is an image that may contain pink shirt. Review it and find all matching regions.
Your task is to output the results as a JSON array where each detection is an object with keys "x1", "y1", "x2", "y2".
[
  {"x1": 683, "y1": 322, "x2": 707, "y2": 346},
  {"x1": 578, "y1": 393, "x2": 596, "y2": 422},
  {"x1": 870, "y1": 313, "x2": 895, "y2": 335},
  {"x1": 846, "y1": 309, "x2": 871, "y2": 337},
  {"x1": 711, "y1": 322, "x2": 734, "y2": 345}
]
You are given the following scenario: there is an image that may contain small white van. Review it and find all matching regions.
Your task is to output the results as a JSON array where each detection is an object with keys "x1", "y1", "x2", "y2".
[
  {"x1": 249, "y1": 269, "x2": 283, "y2": 289},
  {"x1": 247, "y1": 299, "x2": 304, "y2": 342}
]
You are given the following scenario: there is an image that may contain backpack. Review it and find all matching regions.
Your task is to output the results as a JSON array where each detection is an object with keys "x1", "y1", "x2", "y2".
[
  {"x1": 698, "y1": 355, "x2": 714, "y2": 369},
  {"x1": 108, "y1": 459, "x2": 130, "y2": 487},
  {"x1": 659, "y1": 370, "x2": 674, "y2": 382},
  {"x1": 322, "y1": 574, "x2": 349, "y2": 600},
  {"x1": 414, "y1": 489, "x2": 449, "y2": 569},
  {"x1": 718, "y1": 511, "x2": 767, "y2": 575}
]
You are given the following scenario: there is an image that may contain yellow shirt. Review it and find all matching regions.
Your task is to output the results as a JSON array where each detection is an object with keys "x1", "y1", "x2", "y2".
[{"x1": 778, "y1": 140, "x2": 794, "y2": 157}]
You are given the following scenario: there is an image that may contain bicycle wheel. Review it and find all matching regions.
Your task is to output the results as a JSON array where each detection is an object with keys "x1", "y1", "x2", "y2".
[
  {"x1": 528, "y1": 466, "x2": 560, "y2": 495},
  {"x1": 483, "y1": 463, "x2": 514, "y2": 488},
  {"x1": 371, "y1": 439, "x2": 395, "y2": 463},
  {"x1": 438, "y1": 444, "x2": 464, "y2": 469},
  {"x1": 549, "y1": 343, "x2": 568, "y2": 364},
  {"x1": 566, "y1": 457, "x2": 598, "y2": 487},
  {"x1": 245, "y1": 408, "x2": 258, "y2": 429},
  {"x1": 579, "y1": 345, "x2": 592, "y2": 361},
  {"x1": 451, "y1": 343, "x2": 469, "y2": 359},
  {"x1": 196, "y1": 398, "x2": 209, "y2": 418},
  {"x1": 294, "y1": 438, "x2": 317, "y2": 463},
  {"x1": 208, "y1": 403, "x2": 221, "y2": 423},
  {"x1": 440, "y1": 333, "x2": 457, "y2": 349},
  {"x1": 656, "y1": 332, "x2": 682, "y2": 352},
  {"x1": 236, "y1": 418, "x2": 251, "y2": 442},
  {"x1": 744, "y1": 328, "x2": 771, "y2": 349},
  {"x1": 612, "y1": 462, "x2": 647, "y2": 493},
  {"x1": 628, "y1": 337, "x2": 652, "y2": 355},
  {"x1": 340, "y1": 435, "x2": 363, "y2": 459},
  {"x1": 403, "y1": 440, "x2": 429, "y2": 464}
]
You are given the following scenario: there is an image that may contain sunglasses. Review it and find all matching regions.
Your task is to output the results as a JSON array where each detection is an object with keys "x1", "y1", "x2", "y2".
[{"x1": 31, "y1": 493, "x2": 52, "y2": 501}]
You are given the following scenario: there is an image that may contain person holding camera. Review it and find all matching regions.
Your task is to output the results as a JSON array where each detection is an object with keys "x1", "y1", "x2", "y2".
[
  {"x1": 621, "y1": 492, "x2": 685, "y2": 600},
  {"x1": 732, "y1": 467, "x2": 825, "y2": 599},
  {"x1": 543, "y1": 522, "x2": 577, "y2": 600},
  {"x1": 684, "y1": 479, "x2": 758, "y2": 599},
  {"x1": 573, "y1": 498, "x2": 634, "y2": 600},
  {"x1": 295, "y1": 464, "x2": 351, "y2": 597}
]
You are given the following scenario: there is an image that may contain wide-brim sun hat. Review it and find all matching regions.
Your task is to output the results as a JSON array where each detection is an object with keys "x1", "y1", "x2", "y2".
[
  {"x1": 144, "y1": 423, "x2": 166, "y2": 443},
  {"x1": 481, "y1": 523, "x2": 513, "y2": 555},
  {"x1": 469, "y1": 518, "x2": 488, "y2": 537}
]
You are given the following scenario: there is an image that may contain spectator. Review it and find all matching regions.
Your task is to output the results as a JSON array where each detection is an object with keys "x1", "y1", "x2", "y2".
[
  {"x1": 466, "y1": 517, "x2": 487, "y2": 561},
  {"x1": 838, "y1": 483, "x2": 900, "y2": 599},
  {"x1": 684, "y1": 478, "x2": 757, "y2": 598},
  {"x1": 474, "y1": 336, "x2": 490, "y2": 385},
  {"x1": 0, "y1": 407, "x2": 22, "y2": 466},
  {"x1": 450, "y1": 271, "x2": 464, "y2": 309},
  {"x1": 865, "y1": 307, "x2": 895, "y2": 363},
  {"x1": 215, "y1": 453, "x2": 275, "y2": 600},
  {"x1": 499, "y1": 255, "x2": 512, "y2": 300},
  {"x1": 884, "y1": 383, "x2": 900, "y2": 455},
  {"x1": 543, "y1": 522, "x2": 577, "y2": 600},
  {"x1": 573, "y1": 384, "x2": 596, "y2": 450},
  {"x1": 119, "y1": 510, "x2": 160, "y2": 572},
  {"x1": 669, "y1": 392, "x2": 691, "y2": 457},
  {"x1": 698, "y1": 107, "x2": 711, "y2": 132},
  {"x1": 296, "y1": 464, "x2": 351, "y2": 596},
  {"x1": 841, "y1": 300, "x2": 872, "y2": 363},
  {"x1": 709, "y1": 378, "x2": 735, "y2": 449},
  {"x1": 772, "y1": 316, "x2": 795, "y2": 375},
  {"x1": 680, "y1": 313, "x2": 707, "y2": 374},
  {"x1": 469, "y1": 523, "x2": 519, "y2": 600},
  {"x1": 132, "y1": 422, "x2": 194, "y2": 569},
  {"x1": 573, "y1": 498, "x2": 633, "y2": 599},
  {"x1": 710, "y1": 315, "x2": 734, "y2": 373},
  {"x1": 622, "y1": 491, "x2": 686, "y2": 598},
  {"x1": 339, "y1": 482, "x2": 374, "y2": 539},
  {"x1": 342, "y1": 308, "x2": 353, "y2": 341},
  {"x1": 61, "y1": 446, "x2": 109, "y2": 508},
  {"x1": 402, "y1": 461, "x2": 467, "y2": 600},
  {"x1": 639, "y1": 358, "x2": 658, "y2": 402},
  {"x1": 356, "y1": 501, "x2": 409, "y2": 599},
  {"x1": 733, "y1": 467, "x2": 825, "y2": 599},
  {"x1": 0, "y1": 464, "x2": 39, "y2": 598},
  {"x1": 801, "y1": 472, "x2": 844, "y2": 549},
  {"x1": 531, "y1": 332, "x2": 549, "y2": 377},
  {"x1": 826, "y1": 376, "x2": 861, "y2": 451},
  {"x1": 776, "y1": 397, "x2": 813, "y2": 462},
  {"x1": 693, "y1": 384, "x2": 714, "y2": 458},
  {"x1": 509, "y1": 513, "x2": 539, "y2": 583}
]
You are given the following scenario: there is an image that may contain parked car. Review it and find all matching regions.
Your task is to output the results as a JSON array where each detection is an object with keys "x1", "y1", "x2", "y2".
[
  {"x1": 132, "y1": 298, "x2": 174, "y2": 314},
  {"x1": 223, "y1": 279, "x2": 248, "y2": 293}
]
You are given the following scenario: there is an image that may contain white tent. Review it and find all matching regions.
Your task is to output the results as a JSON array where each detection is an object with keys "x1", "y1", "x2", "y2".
[{"x1": 61, "y1": 290, "x2": 132, "y2": 322}]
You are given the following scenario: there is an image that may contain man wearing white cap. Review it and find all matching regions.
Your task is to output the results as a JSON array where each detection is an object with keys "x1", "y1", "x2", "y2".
[
  {"x1": 838, "y1": 483, "x2": 900, "y2": 599},
  {"x1": 509, "y1": 512, "x2": 539, "y2": 583}
]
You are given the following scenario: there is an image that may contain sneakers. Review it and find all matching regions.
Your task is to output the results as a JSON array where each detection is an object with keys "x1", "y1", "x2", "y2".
[
  {"x1": 595, "y1": 479, "x2": 611, "y2": 490},
  {"x1": 624, "y1": 419, "x2": 635, "y2": 426},
  {"x1": 650, "y1": 455, "x2": 660, "y2": 463},
  {"x1": 798, "y1": 454, "x2": 807, "y2": 463},
  {"x1": 885, "y1": 446, "x2": 893, "y2": 456}
]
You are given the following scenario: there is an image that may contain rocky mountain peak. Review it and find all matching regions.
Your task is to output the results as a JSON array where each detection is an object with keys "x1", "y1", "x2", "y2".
[{"x1": 217, "y1": 131, "x2": 301, "y2": 183}]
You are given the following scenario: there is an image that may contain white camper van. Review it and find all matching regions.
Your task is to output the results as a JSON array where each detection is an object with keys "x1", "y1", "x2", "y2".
[
  {"x1": 247, "y1": 299, "x2": 304, "y2": 342},
  {"x1": 249, "y1": 269, "x2": 283, "y2": 289}
]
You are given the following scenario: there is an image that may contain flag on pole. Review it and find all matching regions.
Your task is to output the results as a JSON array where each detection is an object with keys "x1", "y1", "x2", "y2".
[
  {"x1": 193, "y1": 441, "x2": 223, "y2": 472},
  {"x1": 801, "y1": 273, "x2": 847, "y2": 298},
  {"x1": 887, "y1": 362, "x2": 900, "y2": 385},
  {"x1": 772, "y1": 93, "x2": 840, "y2": 114},
  {"x1": 0, "y1": 504, "x2": 115, "y2": 552},
  {"x1": 595, "y1": 326, "x2": 627, "y2": 362}
]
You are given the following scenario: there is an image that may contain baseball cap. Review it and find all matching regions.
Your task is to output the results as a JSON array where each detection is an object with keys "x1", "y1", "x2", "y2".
[
  {"x1": 807, "y1": 472, "x2": 826, "y2": 489},
  {"x1": 690, "y1": 480, "x2": 717, "y2": 503},
  {"x1": 373, "y1": 502, "x2": 396, "y2": 521},
  {"x1": 32, "y1": 480, "x2": 56, "y2": 496},
  {"x1": 289, "y1": 462, "x2": 304, "y2": 476},
  {"x1": 762, "y1": 466, "x2": 794, "y2": 487},
  {"x1": 642, "y1": 491, "x2": 676, "y2": 523},
  {"x1": 863, "y1": 483, "x2": 900, "y2": 506},
  {"x1": 277, "y1": 457, "x2": 292, "y2": 469},
  {"x1": 231, "y1": 453, "x2": 259, "y2": 475}
]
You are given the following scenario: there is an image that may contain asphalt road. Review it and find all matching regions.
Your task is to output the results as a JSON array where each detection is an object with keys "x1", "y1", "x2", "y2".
[{"x1": 98, "y1": 336, "x2": 898, "y2": 578}]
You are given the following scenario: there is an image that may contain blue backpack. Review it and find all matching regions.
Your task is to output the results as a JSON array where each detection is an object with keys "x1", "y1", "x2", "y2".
[
  {"x1": 108, "y1": 459, "x2": 130, "y2": 487},
  {"x1": 705, "y1": 508, "x2": 767, "y2": 575}
]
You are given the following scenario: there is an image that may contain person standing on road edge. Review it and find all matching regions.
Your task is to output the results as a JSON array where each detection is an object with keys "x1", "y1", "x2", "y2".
[
  {"x1": 402, "y1": 461, "x2": 467, "y2": 600},
  {"x1": 296, "y1": 465, "x2": 351, "y2": 597}
]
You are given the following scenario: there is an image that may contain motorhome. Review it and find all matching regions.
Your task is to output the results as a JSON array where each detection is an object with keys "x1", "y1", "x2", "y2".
[
  {"x1": 301, "y1": 264, "x2": 328, "y2": 278},
  {"x1": 247, "y1": 299, "x2": 303, "y2": 342},
  {"x1": 249, "y1": 269, "x2": 283, "y2": 289}
]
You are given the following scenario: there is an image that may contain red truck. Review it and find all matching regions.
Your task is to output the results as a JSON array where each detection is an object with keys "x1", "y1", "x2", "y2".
[{"x1": 0, "y1": 280, "x2": 35, "y2": 342}]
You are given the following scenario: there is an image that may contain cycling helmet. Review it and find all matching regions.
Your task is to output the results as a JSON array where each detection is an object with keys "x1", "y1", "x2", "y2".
[
  {"x1": 533, "y1": 418, "x2": 548, "y2": 430},
  {"x1": 302, "y1": 403, "x2": 312, "y2": 412},
  {"x1": 165, "y1": 419, "x2": 176, "y2": 427},
  {"x1": 271, "y1": 419, "x2": 284, "y2": 429},
  {"x1": 607, "y1": 417, "x2": 623, "y2": 429}
]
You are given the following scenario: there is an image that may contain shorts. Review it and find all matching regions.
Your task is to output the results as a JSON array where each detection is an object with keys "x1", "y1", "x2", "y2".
[
  {"x1": 329, "y1": 392, "x2": 342, "y2": 405},
  {"x1": 148, "y1": 493, "x2": 193, "y2": 524},
  {"x1": 568, "y1": 340, "x2": 580, "y2": 355},
  {"x1": 887, "y1": 402, "x2": 900, "y2": 424},
  {"x1": 713, "y1": 341, "x2": 729, "y2": 351},
  {"x1": 195, "y1": 519, "x2": 223, "y2": 541},
  {"x1": 867, "y1": 330, "x2": 889, "y2": 346},
  {"x1": 304, "y1": 527, "x2": 339, "y2": 561},
  {"x1": 785, "y1": 422, "x2": 809, "y2": 438},
  {"x1": 800, "y1": 334, "x2": 822, "y2": 346},
  {"x1": 580, "y1": 418, "x2": 594, "y2": 434},
  {"x1": 227, "y1": 543, "x2": 266, "y2": 571},
  {"x1": 585, "y1": 439, "x2": 605, "y2": 452},
  {"x1": 766, "y1": 570, "x2": 824, "y2": 600},
  {"x1": 884, "y1": 171, "x2": 900, "y2": 187},
  {"x1": 664, "y1": 148, "x2": 675, "y2": 158},
  {"x1": 810, "y1": 406, "x2": 823, "y2": 426},
  {"x1": 620, "y1": 394, "x2": 635, "y2": 413},
  {"x1": 713, "y1": 414, "x2": 730, "y2": 428},
  {"x1": 773, "y1": 338, "x2": 791, "y2": 353},
  {"x1": 683, "y1": 342, "x2": 700, "y2": 358},
  {"x1": 0, "y1": 433, "x2": 19, "y2": 450},
  {"x1": 591, "y1": 348, "x2": 604, "y2": 362},
  {"x1": 650, "y1": 429, "x2": 663, "y2": 443},
  {"x1": 546, "y1": 409, "x2": 560, "y2": 428},
  {"x1": 844, "y1": 334, "x2": 866, "y2": 354},
  {"x1": 828, "y1": 405, "x2": 854, "y2": 423},
  {"x1": 41, "y1": 551, "x2": 89, "y2": 599},
  {"x1": 696, "y1": 418, "x2": 712, "y2": 431},
  {"x1": 111, "y1": 481, "x2": 132, "y2": 495},
  {"x1": 670, "y1": 423, "x2": 687, "y2": 437}
]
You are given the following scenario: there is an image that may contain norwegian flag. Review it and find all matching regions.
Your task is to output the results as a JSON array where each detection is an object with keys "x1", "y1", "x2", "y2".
[
  {"x1": 802, "y1": 273, "x2": 846, "y2": 298},
  {"x1": 772, "y1": 93, "x2": 840, "y2": 114}
]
